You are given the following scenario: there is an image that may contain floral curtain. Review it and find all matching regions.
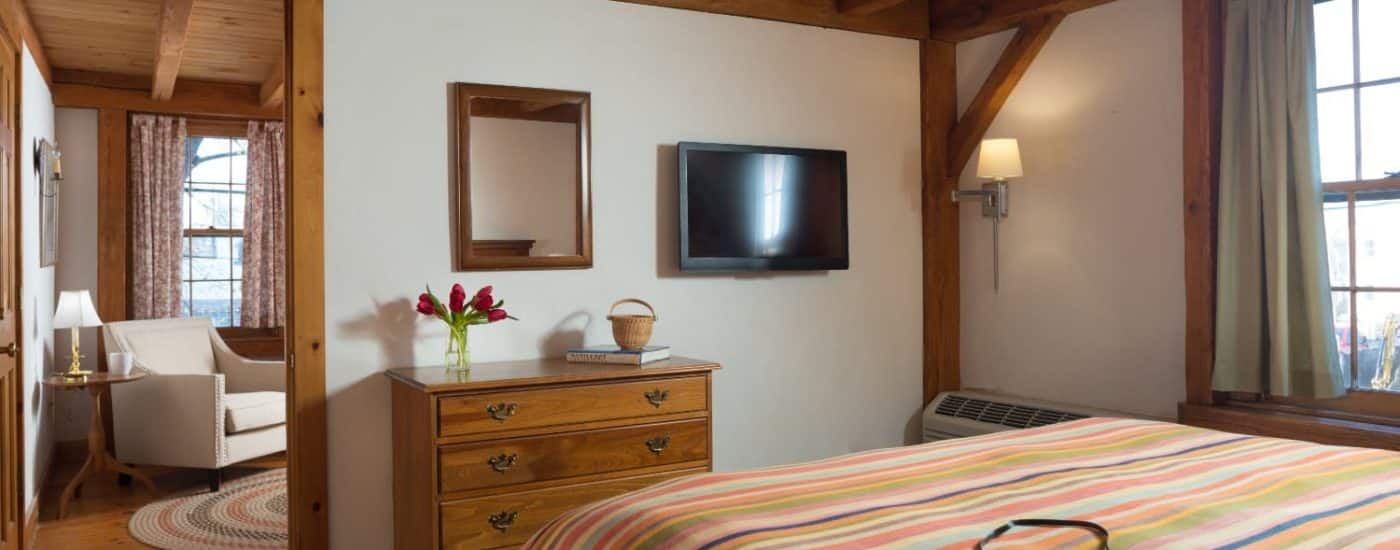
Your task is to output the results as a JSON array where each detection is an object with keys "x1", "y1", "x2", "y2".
[
  {"x1": 241, "y1": 121, "x2": 286, "y2": 328},
  {"x1": 1213, "y1": 0, "x2": 1347, "y2": 398},
  {"x1": 129, "y1": 115, "x2": 186, "y2": 319}
]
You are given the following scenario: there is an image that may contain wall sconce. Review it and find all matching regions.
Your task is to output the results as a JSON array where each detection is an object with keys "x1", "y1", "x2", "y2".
[{"x1": 951, "y1": 138, "x2": 1023, "y2": 292}]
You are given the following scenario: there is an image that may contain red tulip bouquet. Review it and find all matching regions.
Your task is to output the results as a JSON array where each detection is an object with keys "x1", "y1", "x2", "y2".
[{"x1": 416, "y1": 284, "x2": 516, "y2": 370}]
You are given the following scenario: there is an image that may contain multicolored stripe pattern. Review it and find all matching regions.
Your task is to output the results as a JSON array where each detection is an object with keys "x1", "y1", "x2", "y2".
[{"x1": 524, "y1": 418, "x2": 1400, "y2": 549}]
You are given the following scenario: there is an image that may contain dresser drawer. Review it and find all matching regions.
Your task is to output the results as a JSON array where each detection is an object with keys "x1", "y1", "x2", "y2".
[
  {"x1": 441, "y1": 468, "x2": 701, "y2": 549},
  {"x1": 437, "y1": 376, "x2": 707, "y2": 437},
  {"x1": 439, "y1": 419, "x2": 708, "y2": 494}
]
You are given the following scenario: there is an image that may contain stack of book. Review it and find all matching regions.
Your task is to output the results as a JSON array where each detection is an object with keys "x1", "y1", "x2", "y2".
[{"x1": 565, "y1": 345, "x2": 671, "y2": 365}]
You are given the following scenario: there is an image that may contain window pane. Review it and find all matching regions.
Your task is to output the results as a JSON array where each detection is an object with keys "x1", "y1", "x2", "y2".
[
  {"x1": 232, "y1": 280, "x2": 243, "y2": 324},
  {"x1": 1314, "y1": 0, "x2": 1354, "y2": 88},
  {"x1": 1355, "y1": 292, "x2": 1400, "y2": 392},
  {"x1": 1358, "y1": 0, "x2": 1400, "y2": 82},
  {"x1": 189, "y1": 137, "x2": 233, "y2": 183},
  {"x1": 232, "y1": 236, "x2": 244, "y2": 276},
  {"x1": 231, "y1": 184, "x2": 246, "y2": 230},
  {"x1": 190, "y1": 280, "x2": 234, "y2": 327},
  {"x1": 230, "y1": 139, "x2": 248, "y2": 184},
  {"x1": 1317, "y1": 89, "x2": 1357, "y2": 183},
  {"x1": 1334, "y1": 290, "x2": 1352, "y2": 371},
  {"x1": 188, "y1": 187, "x2": 231, "y2": 229},
  {"x1": 188, "y1": 236, "x2": 233, "y2": 281},
  {"x1": 1323, "y1": 193, "x2": 1350, "y2": 285},
  {"x1": 1355, "y1": 190, "x2": 1400, "y2": 287},
  {"x1": 1360, "y1": 83, "x2": 1400, "y2": 179}
]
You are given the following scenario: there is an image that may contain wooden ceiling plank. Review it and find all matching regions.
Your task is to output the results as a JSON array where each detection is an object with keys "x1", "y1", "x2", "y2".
[
  {"x1": 947, "y1": 12, "x2": 1062, "y2": 177},
  {"x1": 12, "y1": 0, "x2": 54, "y2": 84},
  {"x1": 259, "y1": 55, "x2": 284, "y2": 107},
  {"x1": 151, "y1": 0, "x2": 195, "y2": 100},
  {"x1": 930, "y1": 0, "x2": 1112, "y2": 42},
  {"x1": 835, "y1": 0, "x2": 910, "y2": 15},
  {"x1": 613, "y1": 0, "x2": 931, "y2": 40}
]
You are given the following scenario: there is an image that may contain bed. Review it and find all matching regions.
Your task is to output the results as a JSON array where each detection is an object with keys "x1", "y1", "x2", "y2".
[{"x1": 524, "y1": 418, "x2": 1400, "y2": 549}]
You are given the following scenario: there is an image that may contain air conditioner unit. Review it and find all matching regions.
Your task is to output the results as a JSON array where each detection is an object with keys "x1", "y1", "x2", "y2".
[{"x1": 922, "y1": 390, "x2": 1136, "y2": 443}]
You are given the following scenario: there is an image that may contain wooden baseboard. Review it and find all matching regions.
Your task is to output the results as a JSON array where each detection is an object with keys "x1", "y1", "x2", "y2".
[
  {"x1": 1179, "y1": 402, "x2": 1400, "y2": 450},
  {"x1": 23, "y1": 496, "x2": 38, "y2": 550}
]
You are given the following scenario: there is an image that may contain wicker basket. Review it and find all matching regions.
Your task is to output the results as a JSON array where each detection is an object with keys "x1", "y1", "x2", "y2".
[{"x1": 607, "y1": 298, "x2": 657, "y2": 351}]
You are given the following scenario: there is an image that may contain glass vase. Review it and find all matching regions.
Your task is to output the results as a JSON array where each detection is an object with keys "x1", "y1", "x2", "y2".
[{"x1": 445, "y1": 326, "x2": 470, "y2": 371}]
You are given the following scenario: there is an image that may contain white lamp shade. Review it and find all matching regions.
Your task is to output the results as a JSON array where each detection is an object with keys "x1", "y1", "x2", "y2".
[
  {"x1": 54, "y1": 290, "x2": 102, "y2": 329},
  {"x1": 976, "y1": 138, "x2": 1024, "y2": 179}
]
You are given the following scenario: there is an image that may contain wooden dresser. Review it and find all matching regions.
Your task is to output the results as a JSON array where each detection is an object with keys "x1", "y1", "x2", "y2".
[{"x1": 386, "y1": 357, "x2": 720, "y2": 549}]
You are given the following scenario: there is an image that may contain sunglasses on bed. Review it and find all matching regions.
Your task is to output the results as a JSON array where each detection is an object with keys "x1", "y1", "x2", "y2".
[{"x1": 974, "y1": 519, "x2": 1111, "y2": 550}]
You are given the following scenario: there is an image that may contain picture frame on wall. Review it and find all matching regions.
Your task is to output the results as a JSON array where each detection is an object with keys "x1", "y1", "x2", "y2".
[{"x1": 35, "y1": 138, "x2": 60, "y2": 267}]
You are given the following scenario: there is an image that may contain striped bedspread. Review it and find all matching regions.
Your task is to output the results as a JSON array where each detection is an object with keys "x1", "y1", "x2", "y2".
[{"x1": 524, "y1": 418, "x2": 1400, "y2": 549}]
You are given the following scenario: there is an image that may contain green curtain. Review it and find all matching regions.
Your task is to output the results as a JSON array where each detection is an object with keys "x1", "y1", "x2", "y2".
[{"x1": 1213, "y1": 0, "x2": 1347, "y2": 398}]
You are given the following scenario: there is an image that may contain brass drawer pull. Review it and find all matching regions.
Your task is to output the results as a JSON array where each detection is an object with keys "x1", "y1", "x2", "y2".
[
  {"x1": 487, "y1": 453, "x2": 518, "y2": 473},
  {"x1": 644, "y1": 388, "x2": 669, "y2": 407},
  {"x1": 645, "y1": 436, "x2": 671, "y2": 455},
  {"x1": 488, "y1": 510, "x2": 518, "y2": 532},
  {"x1": 485, "y1": 403, "x2": 518, "y2": 421}
]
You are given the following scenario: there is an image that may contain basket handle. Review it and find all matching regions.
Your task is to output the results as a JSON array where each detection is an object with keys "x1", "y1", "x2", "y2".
[{"x1": 608, "y1": 298, "x2": 657, "y2": 321}]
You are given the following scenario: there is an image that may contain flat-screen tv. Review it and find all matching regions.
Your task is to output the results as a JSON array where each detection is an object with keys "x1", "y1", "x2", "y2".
[{"x1": 679, "y1": 142, "x2": 848, "y2": 272}]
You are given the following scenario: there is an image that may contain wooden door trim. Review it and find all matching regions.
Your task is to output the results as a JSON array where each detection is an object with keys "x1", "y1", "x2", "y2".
[
  {"x1": 285, "y1": 0, "x2": 328, "y2": 547},
  {"x1": 1, "y1": 14, "x2": 24, "y2": 549}
]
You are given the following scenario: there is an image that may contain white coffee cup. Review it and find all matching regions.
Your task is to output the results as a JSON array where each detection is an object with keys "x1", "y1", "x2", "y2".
[{"x1": 108, "y1": 352, "x2": 134, "y2": 376}]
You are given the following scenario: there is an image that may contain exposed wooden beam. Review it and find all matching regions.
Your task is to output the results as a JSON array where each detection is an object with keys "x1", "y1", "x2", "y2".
[
  {"x1": 259, "y1": 56, "x2": 285, "y2": 108},
  {"x1": 835, "y1": 0, "x2": 910, "y2": 15},
  {"x1": 10, "y1": 0, "x2": 52, "y2": 85},
  {"x1": 286, "y1": 0, "x2": 330, "y2": 545},
  {"x1": 52, "y1": 69, "x2": 149, "y2": 91},
  {"x1": 930, "y1": 0, "x2": 1113, "y2": 42},
  {"x1": 151, "y1": 0, "x2": 195, "y2": 100},
  {"x1": 613, "y1": 0, "x2": 931, "y2": 39},
  {"x1": 1182, "y1": 0, "x2": 1224, "y2": 407},
  {"x1": 54, "y1": 77, "x2": 282, "y2": 119},
  {"x1": 947, "y1": 13, "x2": 1062, "y2": 177},
  {"x1": 921, "y1": 39, "x2": 960, "y2": 404}
]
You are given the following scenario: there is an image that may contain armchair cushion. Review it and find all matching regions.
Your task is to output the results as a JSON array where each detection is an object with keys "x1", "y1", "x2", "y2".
[{"x1": 224, "y1": 391, "x2": 286, "y2": 434}]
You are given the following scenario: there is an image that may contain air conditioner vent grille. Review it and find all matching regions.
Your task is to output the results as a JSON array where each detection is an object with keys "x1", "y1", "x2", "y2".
[{"x1": 934, "y1": 395, "x2": 1088, "y2": 430}]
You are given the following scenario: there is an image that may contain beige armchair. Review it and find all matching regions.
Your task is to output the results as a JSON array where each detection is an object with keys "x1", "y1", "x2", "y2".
[{"x1": 104, "y1": 318, "x2": 285, "y2": 491}]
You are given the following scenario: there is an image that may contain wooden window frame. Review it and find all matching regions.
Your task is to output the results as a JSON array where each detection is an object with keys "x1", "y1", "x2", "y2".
[{"x1": 1180, "y1": 0, "x2": 1400, "y2": 450}]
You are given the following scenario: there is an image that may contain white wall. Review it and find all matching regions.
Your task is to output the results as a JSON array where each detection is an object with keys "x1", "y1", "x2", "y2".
[
  {"x1": 20, "y1": 44, "x2": 55, "y2": 509},
  {"x1": 470, "y1": 116, "x2": 579, "y2": 255},
  {"x1": 955, "y1": 0, "x2": 1185, "y2": 419},
  {"x1": 53, "y1": 108, "x2": 98, "y2": 441},
  {"x1": 325, "y1": 1, "x2": 922, "y2": 547}
]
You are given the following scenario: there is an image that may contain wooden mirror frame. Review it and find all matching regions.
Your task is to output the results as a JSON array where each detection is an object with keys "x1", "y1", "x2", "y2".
[{"x1": 452, "y1": 83, "x2": 593, "y2": 271}]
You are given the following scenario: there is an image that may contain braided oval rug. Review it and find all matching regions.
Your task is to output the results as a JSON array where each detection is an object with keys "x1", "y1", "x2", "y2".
[{"x1": 129, "y1": 468, "x2": 288, "y2": 549}]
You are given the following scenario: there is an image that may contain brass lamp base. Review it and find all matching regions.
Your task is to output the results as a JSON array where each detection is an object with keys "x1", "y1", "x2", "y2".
[{"x1": 62, "y1": 326, "x2": 90, "y2": 379}]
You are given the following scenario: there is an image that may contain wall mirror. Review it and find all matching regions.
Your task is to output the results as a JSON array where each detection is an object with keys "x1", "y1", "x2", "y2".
[{"x1": 454, "y1": 83, "x2": 592, "y2": 270}]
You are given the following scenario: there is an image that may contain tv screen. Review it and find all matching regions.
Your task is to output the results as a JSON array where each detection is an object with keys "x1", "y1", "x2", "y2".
[{"x1": 679, "y1": 142, "x2": 848, "y2": 271}]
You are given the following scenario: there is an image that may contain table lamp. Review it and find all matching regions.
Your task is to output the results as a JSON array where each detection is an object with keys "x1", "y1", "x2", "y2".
[{"x1": 54, "y1": 290, "x2": 102, "y2": 379}]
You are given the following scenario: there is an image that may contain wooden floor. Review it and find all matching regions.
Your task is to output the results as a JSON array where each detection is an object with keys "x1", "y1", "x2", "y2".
[{"x1": 34, "y1": 452, "x2": 286, "y2": 549}]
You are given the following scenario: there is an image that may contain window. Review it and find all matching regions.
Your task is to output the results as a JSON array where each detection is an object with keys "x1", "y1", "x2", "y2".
[
  {"x1": 181, "y1": 134, "x2": 248, "y2": 327},
  {"x1": 1316, "y1": 0, "x2": 1400, "y2": 396}
]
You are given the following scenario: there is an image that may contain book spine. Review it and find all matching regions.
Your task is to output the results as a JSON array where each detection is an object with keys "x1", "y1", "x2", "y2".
[{"x1": 566, "y1": 352, "x2": 643, "y2": 365}]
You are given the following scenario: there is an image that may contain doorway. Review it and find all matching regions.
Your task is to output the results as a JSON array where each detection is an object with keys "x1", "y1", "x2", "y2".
[{"x1": 1, "y1": 0, "x2": 326, "y2": 547}]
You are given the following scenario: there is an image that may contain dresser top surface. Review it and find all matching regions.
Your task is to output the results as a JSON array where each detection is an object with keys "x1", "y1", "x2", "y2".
[{"x1": 385, "y1": 356, "x2": 720, "y2": 393}]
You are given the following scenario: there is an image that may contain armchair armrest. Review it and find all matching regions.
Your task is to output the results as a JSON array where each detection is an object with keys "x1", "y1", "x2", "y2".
[
  {"x1": 221, "y1": 356, "x2": 286, "y2": 393},
  {"x1": 110, "y1": 371, "x2": 225, "y2": 469}
]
